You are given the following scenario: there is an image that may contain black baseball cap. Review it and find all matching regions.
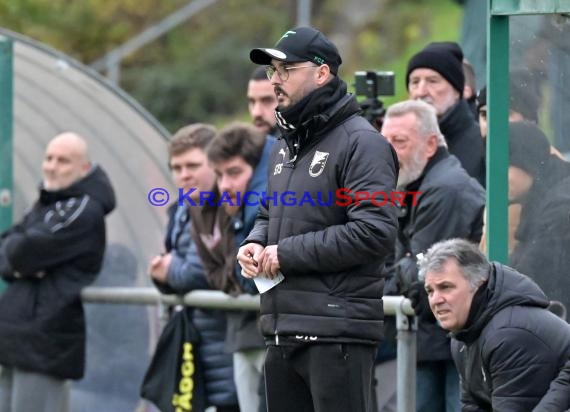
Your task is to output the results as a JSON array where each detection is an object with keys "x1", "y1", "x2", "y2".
[{"x1": 250, "y1": 26, "x2": 342, "y2": 75}]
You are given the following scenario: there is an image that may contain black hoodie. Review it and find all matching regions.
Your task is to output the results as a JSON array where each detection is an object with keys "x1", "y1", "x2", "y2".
[
  {"x1": 0, "y1": 165, "x2": 115, "y2": 379},
  {"x1": 509, "y1": 157, "x2": 570, "y2": 313},
  {"x1": 451, "y1": 263, "x2": 570, "y2": 411}
]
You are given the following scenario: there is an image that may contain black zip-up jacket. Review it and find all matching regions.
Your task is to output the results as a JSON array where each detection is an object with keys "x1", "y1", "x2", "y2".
[
  {"x1": 245, "y1": 86, "x2": 398, "y2": 344},
  {"x1": 0, "y1": 165, "x2": 115, "y2": 380},
  {"x1": 388, "y1": 149, "x2": 485, "y2": 362},
  {"x1": 439, "y1": 99, "x2": 485, "y2": 186},
  {"x1": 509, "y1": 162, "x2": 570, "y2": 313},
  {"x1": 451, "y1": 263, "x2": 570, "y2": 412}
]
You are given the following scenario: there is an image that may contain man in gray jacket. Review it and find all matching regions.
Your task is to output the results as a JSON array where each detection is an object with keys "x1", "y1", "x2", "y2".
[{"x1": 381, "y1": 99, "x2": 485, "y2": 412}]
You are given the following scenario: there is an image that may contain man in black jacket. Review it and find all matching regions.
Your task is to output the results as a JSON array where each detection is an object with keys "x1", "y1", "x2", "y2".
[
  {"x1": 506, "y1": 121, "x2": 570, "y2": 315},
  {"x1": 420, "y1": 238, "x2": 570, "y2": 412},
  {"x1": 407, "y1": 41, "x2": 485, "y2": 186},
  {"x1": 0, "y1": 132, "x2": 115, "y2": 412},
  {"x1": 381, "y1": 99, "x2": 485, "y2": 412},
  {"x1": 237, "y1": 26, "x2": 398, "y2": 412}
]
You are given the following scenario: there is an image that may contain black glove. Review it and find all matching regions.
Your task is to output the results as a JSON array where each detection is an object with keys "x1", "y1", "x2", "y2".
[
  {"x1": 405, "y1": 281, "x2": 436, "y2": 323},
  {"x1": 392, "y1": 256, "x2": 418, "y2": 295}
]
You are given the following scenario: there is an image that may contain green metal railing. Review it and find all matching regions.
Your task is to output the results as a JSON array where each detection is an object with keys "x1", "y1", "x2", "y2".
[{"x1": 81, "y1": 288, "x2": 418, "y2": 412}]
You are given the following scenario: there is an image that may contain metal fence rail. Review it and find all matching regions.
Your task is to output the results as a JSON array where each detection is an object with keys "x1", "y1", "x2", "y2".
[{"x1": 81, "y1": 287, "x2": 417, "y2": 412}]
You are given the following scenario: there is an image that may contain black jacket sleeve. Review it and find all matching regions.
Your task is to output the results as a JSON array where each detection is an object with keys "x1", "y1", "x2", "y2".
[
  {"x1": 532, "y1": 358, "x2": 570, "y2": 412},
  {"x1": 392, "y1": 185, "x2": 482, "y2": 292},
  {"x1": 485, "y1": 328, "x2": 564, "y2": 412},
  {"x1": 243, "y1": 197, "x2": 269, "y2": 247},
  {"x1": 1, "y1": 196, "x2": 104, "y2": 277},
  {"x1": 410, "y1": 185, "x2": 481, "y2": 255}
]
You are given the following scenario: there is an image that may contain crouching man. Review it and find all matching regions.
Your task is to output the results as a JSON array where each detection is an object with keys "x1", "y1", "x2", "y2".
[{"x1": 420, "y1": 238, "x2": 570, "y2": 412}]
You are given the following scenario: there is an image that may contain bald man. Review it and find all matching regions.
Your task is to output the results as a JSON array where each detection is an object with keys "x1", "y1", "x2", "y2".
[{"x1": 0, "y1": 132, "x2": 116, "y2": 412}]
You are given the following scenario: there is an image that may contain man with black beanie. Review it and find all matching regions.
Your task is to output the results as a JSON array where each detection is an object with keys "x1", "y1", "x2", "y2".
[
  {"x1": 238, "y1": 26, "x2": 398, "y2": 412},
  {"x1": 407, "y1": 42, "x2": 485, "y2": 186},
  {"x1": 507, "y1": 121, "x2": 570, "y2": 314}
]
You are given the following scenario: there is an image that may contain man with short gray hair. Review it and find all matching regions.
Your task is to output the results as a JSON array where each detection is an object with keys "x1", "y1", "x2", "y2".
[
  {"x1": 381, "y1": 99, "x2": 485, "y2": 412},
  {"x1": 421, "y1": 238, "x2": 570, "y2": 412}
]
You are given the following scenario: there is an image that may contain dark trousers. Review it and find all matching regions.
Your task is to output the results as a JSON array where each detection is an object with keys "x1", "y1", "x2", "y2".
[{"x1": 264, "y1": 343, "x2": 376, "y2": 412}]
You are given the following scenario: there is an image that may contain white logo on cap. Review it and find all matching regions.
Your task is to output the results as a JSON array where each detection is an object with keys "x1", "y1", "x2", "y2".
[
  {"x1": 281, "y1": 30, "x2": 296, "y2": 39},
  {"x1": 263, "y1": 48, "x2": 287, "y2": 60}
]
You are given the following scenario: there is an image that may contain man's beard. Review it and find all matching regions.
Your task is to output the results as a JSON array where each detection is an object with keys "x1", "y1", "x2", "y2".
[
  {"x1": 397, "y1": 148, "x2": 428, "y2": 188},
  {"x1": 253, "y1": 117, "x2": 274, "y2": 134}
]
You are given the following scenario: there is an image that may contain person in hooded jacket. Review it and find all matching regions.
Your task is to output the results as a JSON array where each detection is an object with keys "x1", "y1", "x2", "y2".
[
  {"x1": 506, "y1": 121, "x2": 570, "y2": 314},
  {"x1": 237, "y1": 26, "x2": 398, "y2": 412},
  {"x1": 420, "y1": 238, "x2": 570, "y2": 412},
  {"x1": 0, "y1": 132, "x2": 116, "y2": 412}
]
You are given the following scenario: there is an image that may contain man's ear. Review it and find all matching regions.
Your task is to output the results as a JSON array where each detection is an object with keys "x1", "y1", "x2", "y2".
[
  {"x1": 316, "y1": 64, "x2": 331, "y2": 85},
  {"x1": 425, "y1": 134, "x2": 439, "y2": 158},
  {"x1": 463, "y1": 85, "x2": 473, "y2": 100},
  {"x1": 81, "y1": 161, "x2": 92, "y2": 177}
]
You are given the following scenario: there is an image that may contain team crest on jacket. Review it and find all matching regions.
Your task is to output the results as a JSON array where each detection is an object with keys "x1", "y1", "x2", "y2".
[
  {"x1": 309, "y1": 150, "x2": 329, "y2": 177},
  {"x1": 274, "y1": 148, "x2": 287, "y2": 175}
]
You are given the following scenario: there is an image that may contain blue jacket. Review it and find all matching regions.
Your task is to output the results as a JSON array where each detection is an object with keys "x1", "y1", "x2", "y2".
[
  {"x1": 155, "y1": 204, "x2": 238, "y2": 407},
  {"x1": 234, "y1": 136, "x2": 275, "y2": 294}
]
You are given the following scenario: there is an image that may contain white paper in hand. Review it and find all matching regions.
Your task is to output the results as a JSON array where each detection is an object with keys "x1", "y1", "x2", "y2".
[{"x1": 254, "y1": 271, "x2": 284, "y2": 294}]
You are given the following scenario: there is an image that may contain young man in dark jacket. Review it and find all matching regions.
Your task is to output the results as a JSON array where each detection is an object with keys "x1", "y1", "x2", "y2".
[
  {"x1": 381, "y1": 99, "x2": 485, "y2": 412},
  {"x1": 0, "y1": 132, "x2": 116, "y2": 412},
  {"x1": 149, "y1": 124, "x2": 239, "y2": 411},
  {"x1": 237, "y1": 26, "x2": 398, "y2": 412},
  {"x1": 190, "y1": 122, "x2": 274, "y2": 412},
  {"x1": 420, "y1": 238, "x2": 570, "y2": 412},
  {"x1": 407, "y1": 42, "x2": 485, "y2": 186}
]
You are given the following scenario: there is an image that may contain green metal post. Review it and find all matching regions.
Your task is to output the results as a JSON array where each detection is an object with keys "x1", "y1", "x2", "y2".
[
  {"x1": 0, "y1": 35, "x2": 13, "y2": 230},
  {"x1": 0, "y1": 35, "x2": 13, "y2": 292},
  {"x1": 486, "y1": 1, "x2": 510, "y2": 263}
]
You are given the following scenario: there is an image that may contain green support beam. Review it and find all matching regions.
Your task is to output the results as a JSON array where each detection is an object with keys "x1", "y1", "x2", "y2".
[
  {"x1": 0, "y1": 35, "x2": 13, "y2": 233},
  {"x1": 486, "y1": 2, "x2": 510, "y2": 263},
  {"x1": 491, "y1": 0, "x2": 570, "y2": 15}
]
